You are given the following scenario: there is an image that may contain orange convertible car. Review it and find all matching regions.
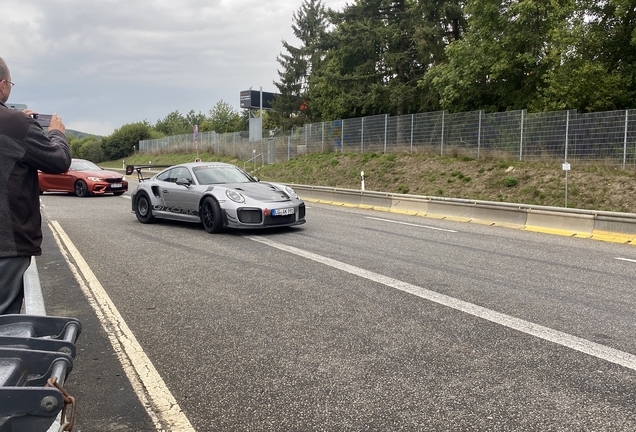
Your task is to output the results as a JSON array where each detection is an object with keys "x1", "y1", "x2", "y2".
[{"x1": 38, "y1": 158, "x2": 128, "y2": 197}]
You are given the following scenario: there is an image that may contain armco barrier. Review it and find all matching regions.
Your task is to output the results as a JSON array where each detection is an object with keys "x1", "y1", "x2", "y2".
[{"x1": 291, "y1": 184, "x2": 636, "y2": 243}]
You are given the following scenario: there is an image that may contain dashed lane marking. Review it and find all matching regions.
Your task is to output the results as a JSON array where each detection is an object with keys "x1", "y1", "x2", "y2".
[
  {"x1": 616, "y1": 257, "x2": 636, "y2": 263},
  {"x1": 248, "y1": 235, "x2": 636, "y2": 371},
  {"x1": 365, "y1": 216, "x2": 458, "y2": 232}
]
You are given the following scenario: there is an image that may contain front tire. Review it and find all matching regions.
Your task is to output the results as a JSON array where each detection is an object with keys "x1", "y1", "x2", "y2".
[
  {"x1": 75, "y1": 180, "x2": 89, "y2": 197},
  {"x1": 135, "y1": 192, "x2": 155, "y2": 223},
  {"x1": 201, "y1": 197, "x2": 223, "y2": 233}
]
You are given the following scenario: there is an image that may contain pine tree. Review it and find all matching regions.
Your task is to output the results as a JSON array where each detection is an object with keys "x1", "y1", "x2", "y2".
[{"x1": 271, "y1": 0, "x2": 329, "y2": 130}]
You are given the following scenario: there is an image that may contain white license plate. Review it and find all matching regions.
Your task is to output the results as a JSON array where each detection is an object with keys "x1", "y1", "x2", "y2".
[
  {"x1": 110, "y1": 183, "x2": 123, "y2": 188},
  {"x1": 272, "y1": 208, "x2": 294, "y2": 216}
]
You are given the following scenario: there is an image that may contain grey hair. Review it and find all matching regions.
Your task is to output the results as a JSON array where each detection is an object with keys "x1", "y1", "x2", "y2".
[{"x1": 0, "y1": 58, "x2": 8, "y2": 81}]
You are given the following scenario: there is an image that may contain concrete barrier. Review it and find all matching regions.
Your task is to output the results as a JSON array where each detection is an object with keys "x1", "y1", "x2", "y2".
[{"x1": 290, "y1": 184, "x2": 636, "y2": 245}]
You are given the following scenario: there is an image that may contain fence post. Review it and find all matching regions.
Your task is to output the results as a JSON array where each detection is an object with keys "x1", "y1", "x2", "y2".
[
  {"x1": 478, "y1": 110, "x2": 482, "y2": 159},
  {"x1": 520, "y1": 109, "x2": 525, "y2": 161},
  {"x1": 341, "y1": 120, "x2": 344, "y2": 153},
  {"x1": 322, "y1": 122, "x2": 325, "y2": 153},
  {"x1": 565, "y1": 110, "x2": 570, "y2": 161},
  {"x1": 410, "y1": 114, "x2": 414, "y2": 154},
  {"x1": 361, "y1": 117, "x2": 364, "y2": 153},
  {"x1": 384, "y1": 114, "x2": 388, "y2": 154},
  {"x1": 441, "y1": 111, "x2": 445, "y2": 156},
  {"x1": 624, "y1": 109, "x2": 629, "y2": 169}
]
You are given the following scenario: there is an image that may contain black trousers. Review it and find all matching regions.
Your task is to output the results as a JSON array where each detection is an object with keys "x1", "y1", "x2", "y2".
[{"x1": 0, "y1": 256, "x2": 31, "y2": 314}]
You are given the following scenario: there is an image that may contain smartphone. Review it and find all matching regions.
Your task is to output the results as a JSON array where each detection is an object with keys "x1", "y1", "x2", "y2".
[{"x1": 32, "y1": 114, "x2": 53, "y2": 128}]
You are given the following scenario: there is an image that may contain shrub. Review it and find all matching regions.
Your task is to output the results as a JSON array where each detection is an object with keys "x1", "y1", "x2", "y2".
[{"x1": 503, "y1": 176, "x2": 518, "y2": 187}]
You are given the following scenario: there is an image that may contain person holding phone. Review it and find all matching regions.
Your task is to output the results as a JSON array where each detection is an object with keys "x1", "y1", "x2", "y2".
[{"x1": 0, "y1": 56, "x2": 71, "y2": 314}]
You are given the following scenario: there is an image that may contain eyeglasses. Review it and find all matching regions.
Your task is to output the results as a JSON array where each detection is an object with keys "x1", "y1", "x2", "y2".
[{"x1": 3, "y1": 80, "x2": 14, "y2": 87}]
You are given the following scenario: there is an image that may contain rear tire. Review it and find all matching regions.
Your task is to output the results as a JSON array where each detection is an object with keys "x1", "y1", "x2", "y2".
[
  {"x1": 75, "y1": 180, "x2": 89, "y2": 197},
  {"x1": 135, "y1": 192, "x2": 155, "y2": 223},
  {"x1": 201, "y1": 197, "x2": 223, "y2": 233}
]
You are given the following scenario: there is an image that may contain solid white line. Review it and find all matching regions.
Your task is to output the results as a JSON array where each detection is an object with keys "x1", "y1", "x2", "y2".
[
  {"x1": 616, "y1": 257, "x2": 636, "y2": 263},
  {"x1": 365, "y1": 216, "x2": 457, "y2": 232},
  {"x1": 49, "y1": 221, "x2": 195, "y2": 432},
  {"x1": 248, "y1": 236, "x2": 636, "y2": 371}
]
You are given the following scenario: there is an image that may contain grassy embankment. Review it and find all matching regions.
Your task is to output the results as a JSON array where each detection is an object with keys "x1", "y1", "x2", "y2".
[{"x1": 103, "y1": 151, "x2": 636, "y2": 214}]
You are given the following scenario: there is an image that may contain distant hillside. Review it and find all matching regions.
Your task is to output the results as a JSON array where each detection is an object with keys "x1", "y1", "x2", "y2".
[{"x1": 66, "y1": 130, "x2": 102, "y2": 139}]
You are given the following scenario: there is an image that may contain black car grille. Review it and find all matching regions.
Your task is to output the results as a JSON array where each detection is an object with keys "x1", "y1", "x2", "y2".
[
  {"x1": 106, "y1": 177, "x2": 123, "y2": 183},
  {"x1": 299, "y1": 203, "x2": 305, "y2": 219},
  {"x1": 237, "y1": 208, "x2": 263, "y2": 224},
  {"x1": 264, "y1": 214, "x2": 295, "y2": 225}
]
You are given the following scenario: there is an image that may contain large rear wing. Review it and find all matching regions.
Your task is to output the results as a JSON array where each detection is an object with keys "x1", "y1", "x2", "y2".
[{"x1": 125, "y1": 165, "x2": 172, "y2": 182}]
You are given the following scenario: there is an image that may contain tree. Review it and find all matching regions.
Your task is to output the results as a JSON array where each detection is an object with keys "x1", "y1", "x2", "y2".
[
  {"x1": 271, "y1": 0, "x2": 330, "y2": 129},
  {"x1": 185, "y1": 110, "x2": 207, "y2": 130},
  {"x1": 69, "y1": 135, "x2": 104, "y2": 162},
  {"x1": 200, "y1": 100, "x2": 243, "y2": 133},
  {"x1": 154, "y1": 111, "x2": 191, "y2": 136},
  {"x1": 423, "y1": 0, "x2": 567, "y2": 113},
  {"x1": 309, "y1": 0, "x2": 460, "y2": 120},
  {"x1": 101, "y1": 122, "x2": 154, "y2": 160}
]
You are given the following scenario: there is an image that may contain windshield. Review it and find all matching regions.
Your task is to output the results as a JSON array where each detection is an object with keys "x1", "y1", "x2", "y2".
[
  {"x1": 70, "y1": 160, "x2": 100, "y2": 171},
  {"x1": 193, "y1": 165, "x2": 255, "y2": 185}
]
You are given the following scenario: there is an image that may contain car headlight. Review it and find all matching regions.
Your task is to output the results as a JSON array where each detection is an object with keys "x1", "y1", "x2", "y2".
[
  {"x1": 87, "y1": 177, "x2": 103, "y2": 181},
  {"x1": 285, "y1": 186, "x2": 299, "y2": 199},
  {"x1": 226, "y1": 189, "x2": 245, "y2": 203}
]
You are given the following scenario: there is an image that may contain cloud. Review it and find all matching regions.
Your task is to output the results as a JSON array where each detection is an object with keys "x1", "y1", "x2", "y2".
[{"x1": 2, "y1": 0, "x2": 348, "y2": 136}]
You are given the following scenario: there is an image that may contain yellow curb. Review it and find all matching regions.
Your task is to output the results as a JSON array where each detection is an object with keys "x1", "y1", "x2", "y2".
[
  {"x1": 424, "y1": 214, "x2": 446, "y2": 219},
  {"x1": 388, "y1": 209, "x2": 420, "y2": 216},
  {"x1": 593, "y1": 230, "x2": 636, "y2": 240},
  {"x1": 589, "y1": 234, "x2": 634, "y2": 244},
  {"x1": 492, "y1": 222, "x2": 526, "y2": 230},
  {"x1": 443, "y1": 216, "x2": 471, "y2": 223},
  {"x1": 523, "y1": 226, "x2": 586, "y2": 237}
]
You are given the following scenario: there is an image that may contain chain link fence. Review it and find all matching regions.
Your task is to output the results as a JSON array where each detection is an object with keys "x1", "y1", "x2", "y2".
[{"x1": 139, "y1": 108, "x2": 636, "y2": 169}]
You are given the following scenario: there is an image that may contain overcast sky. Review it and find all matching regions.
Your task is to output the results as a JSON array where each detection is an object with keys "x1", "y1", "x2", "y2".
[{"x1": 2, "y1": 0, "x2": 348, "y2": 136}]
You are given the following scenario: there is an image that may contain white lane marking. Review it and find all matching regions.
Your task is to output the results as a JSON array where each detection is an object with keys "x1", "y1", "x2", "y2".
[
  {"x1": 122, "y1": 195, "x2": 131, "y2": 199},
  {"x1": 248, "y1": 235, "x2": 636, "y2": 371},
  {"x1": 616, "y1": 257, "x2": 636, "y2": 263},
  {"x1": 365, "y1": 216, "x2": 457, "y2": 232},
  {"x1": 49, "y1": 221, "x2": 195, "y2": 432}
]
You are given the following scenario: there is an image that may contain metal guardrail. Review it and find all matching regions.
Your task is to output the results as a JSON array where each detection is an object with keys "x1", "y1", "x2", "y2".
[
  {"x1": 292, "y1": 184, "x2": 636, "y2": 241},
  {"x1": 0, "y1": 258, "x2": 82, "y2": 432}
]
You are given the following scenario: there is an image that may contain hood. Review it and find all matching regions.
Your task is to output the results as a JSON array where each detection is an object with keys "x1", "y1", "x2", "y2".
[{"x1": 226, "y1": 182, "x2": 290, "y2": 202}]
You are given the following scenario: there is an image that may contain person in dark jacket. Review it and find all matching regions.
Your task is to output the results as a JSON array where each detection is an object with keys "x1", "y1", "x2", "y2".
[{"x1": 0, "y1": 57, "x2": 71, "y2": 314}]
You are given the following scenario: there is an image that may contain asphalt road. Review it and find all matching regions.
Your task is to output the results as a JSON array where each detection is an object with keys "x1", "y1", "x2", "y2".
[{"x1": 37, "y1": 181, "x2": 636, "y2": 431}]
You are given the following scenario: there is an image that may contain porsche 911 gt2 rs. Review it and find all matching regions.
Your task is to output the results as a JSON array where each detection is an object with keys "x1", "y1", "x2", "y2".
[{"x1": 128, "y1": 162, "x2": 306, "y2": 233}]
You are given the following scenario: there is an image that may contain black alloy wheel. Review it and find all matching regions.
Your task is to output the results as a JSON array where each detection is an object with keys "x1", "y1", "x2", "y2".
[{"x1": 201, "y1": 197, "x2": 223, "y2": 233}]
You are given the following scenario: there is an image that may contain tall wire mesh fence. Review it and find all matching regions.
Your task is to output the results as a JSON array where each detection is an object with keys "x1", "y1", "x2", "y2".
[{"x1": 138, "y1": 108, "x2": 636, "y2": 169}]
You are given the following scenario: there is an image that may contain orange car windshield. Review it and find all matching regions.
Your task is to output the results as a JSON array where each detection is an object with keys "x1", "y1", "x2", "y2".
[{"x1": 71, "y1": 160, "x2": 100, "y2": 171}]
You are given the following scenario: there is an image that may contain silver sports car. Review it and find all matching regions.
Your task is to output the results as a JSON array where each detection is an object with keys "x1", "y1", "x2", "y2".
[{"x1": 128, "y1": 162, "x2": 306, "y2": 233}]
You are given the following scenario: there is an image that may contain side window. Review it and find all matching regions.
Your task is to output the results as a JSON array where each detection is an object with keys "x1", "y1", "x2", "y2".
[
  {"x1": 157, "y1": 170, "x2": 172, "y2": 182},
  {"x1": 173, "y1": 168, "x2": 193, "y2": 183}
]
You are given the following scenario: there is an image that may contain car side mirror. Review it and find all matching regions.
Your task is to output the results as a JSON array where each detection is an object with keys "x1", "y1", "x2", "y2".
[
  {"x1": 176, "y1": 178, "x2": 191, "y2": 187},
  {"x1": 253, "y1": 176, "x2": 260, "y2": 182}
]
